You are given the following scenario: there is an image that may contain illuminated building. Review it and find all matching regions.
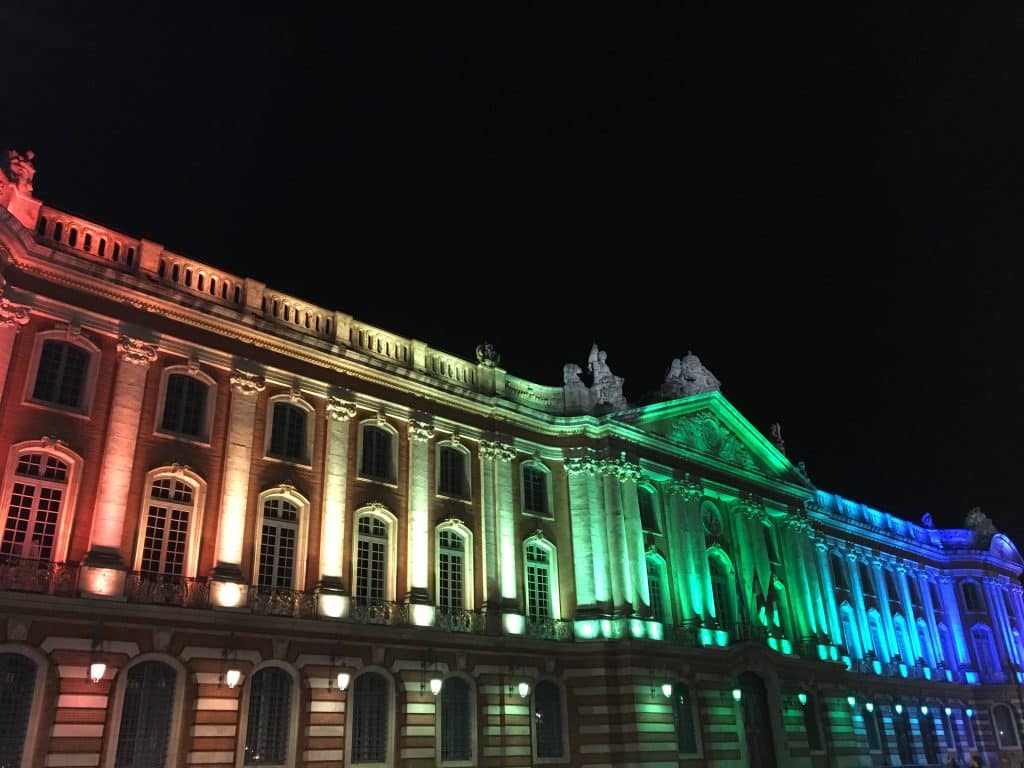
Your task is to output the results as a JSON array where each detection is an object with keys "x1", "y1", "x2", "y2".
[{"x1": 1, "y1": 151, "x2": 1022, "y2": 767}]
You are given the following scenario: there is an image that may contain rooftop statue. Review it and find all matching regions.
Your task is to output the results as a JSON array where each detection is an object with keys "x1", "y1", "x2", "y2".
[
  {"x1": 6, "y1": 149, "x2": 36, "y2": 195},
  {"x1": 586, "y1": 343, "x2": 628, "y2": 412},
  {"x1": 965, "y1": 506, "x2": 997, "y2": 548},
  {"x1": 661, "y1": 350, "x2": 721, "y2": 399}
]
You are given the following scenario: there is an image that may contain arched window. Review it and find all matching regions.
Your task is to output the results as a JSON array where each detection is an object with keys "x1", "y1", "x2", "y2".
[
  {"x1": 156, "y1": 366, "x2": 215, "y2": 442},
  {"x1": 242, "y1": 667, "x2": 293, "y2": 765},
  {"x1": 439, "y1": 676, "x2": 474, "y2": 764},
  {"x1": 646, "y1": 551, "x2": 669, "y2": 623},
  {"x1": 353, "y1": 508, "x2": 396, "y2": 605},
  {"x1": 708, "y1": 552, "x2": 737, "y2": 628},
  {"x1": 803, "y1": 693, "x2": 823, "y2": 751},
  {"x1": 994, "y1": 704, "x2": 1019, "y2": 748},
  {"x1": 437, "y1": 442, "x2": 470, "y2": 500},
  {"x1": 0, "y1": 653, "x2": 37, "y2": 766},
  {"x1": 265, "y1": 397, "x2": 312, "y2": 464},
  {"x1": 358, "y1": 422, "x2": 396, "y2": 483},
  {"x1": 524, "y1": 537, "x2": 559, "y2": 620},
  {"x1": 113, "y1": 661, "x2": 177, "y2": 768},
  {"x1": 133, "y1": 467, "x2": 206, "y2": 580},
  {"x1": 254, "y1": 486, "x2": 309, "y2": 593},
  {"x1": 860, "y1": 563, "x2": 876, "y2": 601},
  {"x1": 864, "y1": 703, "x2": 882, "y2": 751},
  {"x1": 769, "y1": 578, "x2": 794, "y2": 640},
  {"x1": 638, "y1": 485, "x2": 660, "y2": 534},
  {"x1": 350, "y1": 671, "x2": 392, "y2": 764},
  {"x1": 1, "y1": 441, "x2": 81, "y2": 564},
  {"x1": 533, "y1": 680, "x2": 566, "y2": 759},
  {"x1": 830, "y1": 552, "x2": 849, "y2": 591},
  {"x1": 26, "y1": 331, "x2": 100, "y2": 413},
  {"x1": 436, "y1": 523, "x2": 474, "y2": 612},
  {"x1": 672, "y1": 682, "x2": 700, "y2": 755},
  {"x1": 962, "y1": 581, "x2": 984, "y2": 612},
  {"x1": 971, "y1": 624, "x2": 998, "y2": 680},
  {"x1": 840, "y1": 603, "x2": 861, "y2": 658},
  {"x1": 520, "y1": 461, "x2": 552, "y2": 518},
  {"x1": 893, "y1": 706, "x2": 914, "y2": 764}
]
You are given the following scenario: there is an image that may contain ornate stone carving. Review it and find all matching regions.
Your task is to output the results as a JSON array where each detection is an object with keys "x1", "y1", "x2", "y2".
[
  {"x1": 602, "y1": 452, "x2": 642, "y2": 482},
  {"x1": 479, "y1": 440, "x2": 515, "y2": 462},
  {"x1": 6, "y1": 149, "x2": 36, "y2": 195},
  {"x1": 326, "y1": 396, "x2": 357, "y2": 422},
  {"x1": 965, "y1": 506, "x2": 998, "y2": 549},
  {"x1": 230, "y1": 368, "x2": 266, "y2": 396},
  {"x1": 667, "y1": 473, "x2": 704, "y2": 500},
  {"x1": 563, "y1": 363, "x2": 584, "y2": 386},
  {"x1": 668, "y1": 410, "x2": 756, "y2": 470},
  {"x1": 0, "y1": 281, "x2": 29, "y2": 329},
  {"x1": 660, "y1": 351, "x2": 721, "y2": 399},
  {"x1": 587, "y1": 343, "x2": 628, "y2": 411},
  {"x1": 409, "y1": 420, "x2": 435, "y2": 443},
  {"x1": 117, "y1": 335, "x2": 158, "y2": 366},
  {"x1": 288, "y1": 382, "x2": 302, "y2": 402},
  {"x1": 187, "y1": 356, "x2": 201, "y2": 374},
  {"x1": 475, "y1": 341, "x2": 500, "y2": 367},
  {"x1": 565, "y1": 456, "x2": 598, "y2": 476}
]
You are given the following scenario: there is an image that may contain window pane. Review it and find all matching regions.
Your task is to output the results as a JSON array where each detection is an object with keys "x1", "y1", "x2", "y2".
[
  {"x1": 638, "y1": 489, "x2": 658, "y2": 532},
  {"x1": 361, "y1": 427, "x2": 391, "y2": 480},
  {"x1": 32, "y1": 341, "x2": 87, "y2": 407},
  {"x1": 439, "y1": 447, "x2": 466, "y2": 498},
  {"x1": 440, "y1": 677, "x2": 471, "y2": 761},
  {"x1": 804, "y1": 695, "x2": 823, "y2": 750},
  {"x1": 245, "y1": 668, "x2": 291, "y2": 764},
  {"x1": 161, "y1": 375, "x2": 208, "y2": 438},
  {"x1": 438, "y1": 530, "x2": 464, "y2": 611},
  {"x1": 523, "y1": 466, "x2": 549, "y2": 517},
  {"x1": 0, "y1": 654, "x2": 36, "y2": 767},
  {"x1": 356, "y1": 516, "x2": 387, "y2": 603},
  {"x1": 526, "y1": 545, "x2": 551, "y2": 619},
  {"x1": 270, "y1": 403, "x2": 306, "y2": 462},
  {"x1": 535, "y1": 681, "x2": 564, "y2": 758},
  {"x1": 352, "y1": 672, "x2": 388, "y2": 763},
  {"x1": 115, "y1": 662, "x2": 176, "y2": 768}
]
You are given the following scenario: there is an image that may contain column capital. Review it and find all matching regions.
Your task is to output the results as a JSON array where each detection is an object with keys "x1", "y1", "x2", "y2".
[
  {"x1": 566, "y1": 456, "x2": 599, "y2": 476},
  {"x1": 814, "y1": 539, "x2": 831, "y2": 553},
  {"x1": 601, "y1": 454, "x2": 641, "y2": 482},
  {"x1": 667, "y1": 474, "x2": 703, "y2": 500},
  {"x1": 479, "y1": 439, "x2": 515, "y2": 461},
  {"x1": 230, "y1": 368, "x2": 266, "y2": 396},
  {"x1": 409, "y1": 420, "x2": 435, "y2": 443},
  {"x1": 0, "y1": 295, "x2": 29, "y2": 329},
  {"x1": 117, "y1": 335, "x2": 158, "y2": 366},
  {"x1": 326, "y1": 396, "x2": 357, "y2": 421}
]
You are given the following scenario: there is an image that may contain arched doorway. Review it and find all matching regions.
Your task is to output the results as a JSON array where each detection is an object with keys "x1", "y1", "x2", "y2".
[{"x1": 738, "y1": 671, "x2": 778, "y2": 768}]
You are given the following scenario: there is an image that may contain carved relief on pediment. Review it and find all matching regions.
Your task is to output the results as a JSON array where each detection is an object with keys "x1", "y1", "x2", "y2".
[{"x1": 667, "y1": 409, "x2": 757, "y2": 470}]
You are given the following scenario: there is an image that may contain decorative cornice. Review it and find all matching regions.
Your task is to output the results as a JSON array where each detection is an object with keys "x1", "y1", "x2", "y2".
[
  {"x1": 230, "y1": 368, "x2": 266, "y2": 396},
  {"x1": 326, "y1": 396, "x2": 357, "y2": 422},
  {"x1": 479, "y1": 440, "x2": 515, "y2": 462},
  {"x1": 565, "y1": 456, "x2": 599, "y2": 476},
  {"x1": 602, "y1": 453, "x2": 642, "y2": 482},
  {"x1": 117, "y1": 335, "x2": 158, "y2": 366},
  {"x1": 0, "y1": 287, "x2": 29, "y2": 329}
]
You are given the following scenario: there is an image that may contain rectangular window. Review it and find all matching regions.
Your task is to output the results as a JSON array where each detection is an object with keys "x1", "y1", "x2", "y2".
[
  {"x1": 356, "y1": 517, "x2": 387, "y2": 604},
  {"x1": 526, "y1": 546, "x2": 551, "y2": 620},
  {"x1": 360, "y1": 427, "x2": 391, "y2": 481},
  {"x1": 438, "y1": 447, "x2": 466, "y2": 498},
  {"x1": 639, "y1": 489, "x2": 659, "y2": 532},
  {"x1": 438, "y1": 530, "x2": 464, "y2": 611},
  {"x1": 32, "y1": 340, "x2": 88, "y2": 408},
  {"x1": 161, "y1": 374, "x2": 207, "y2": 438},
  {"x1": 648, "y1": 570, "x2": 664, "y2": 622},
  {"x1": 523, "y1": 466, "x2": 549, "y2": 517},
  {"x1": 269, "y1": 403, "x2": 306, "y2": 462},
  {"x1": 673, "y1": 683, "x2": 698, "y2": 754}
]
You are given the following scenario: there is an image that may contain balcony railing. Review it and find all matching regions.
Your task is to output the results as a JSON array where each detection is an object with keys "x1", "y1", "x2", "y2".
[
  {"x1": 350, "y1": 599, "x2": 411, "y2": 626},
  {"x1": 249, "y1": 587, "x2": 317, "y2": 618},
  {"x1": 437, "y1": 608, "x2": 487, "y2": 634},
  {"x1": 524, "y1": 616, "x2": 573, "y2": 641},
  {"x1": 126, "y1": 573, "x2": 210, "y2": 608},
  {"x1": 0, "y1": 558, "x2": 79, "y2": 596}
]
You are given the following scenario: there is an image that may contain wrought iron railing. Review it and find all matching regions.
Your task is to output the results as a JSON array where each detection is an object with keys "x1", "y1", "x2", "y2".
[
  {"x1": 729, "y1": 621, "x2": 770, "y2": 644},
  {"x1": 349, "y1": 599, "x2": 411, "y2": 626},
  {"x1": 667, "y1": 624, "x2": 701, "y2": 648},
  {"x1": 249, "y1": 587, "x2": 317, "y2": 618},
  {"x1": 125, "y1": 573, "x2": 210, "y2": 608},
  {"x1": 524, "y1": 616, "x2": 573, "y2": 641},
  {"x1": 0, "y1": 558, "x2": 79, "y2": 596},
  {"x1": 436, "y1": 608, "x2": 486, "y2": 634}
]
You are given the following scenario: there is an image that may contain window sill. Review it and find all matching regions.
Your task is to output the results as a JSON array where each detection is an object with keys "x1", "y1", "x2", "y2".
[{"x1": 21, "y1": 398, "x2": 92, "y2": 420}]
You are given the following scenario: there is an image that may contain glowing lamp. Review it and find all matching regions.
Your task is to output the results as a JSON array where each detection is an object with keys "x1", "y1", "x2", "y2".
[
  {"x1": 944, "y1": 706, "x2": 952, "y2": 717},
  {"x1": 518, "y1": 681, "x2": 531, "y2": 699},
  {"x1": 797, "y1": 692, "x2": 807, "y2": 706},
  {"x1": 865, "y1": 701, "x2": 874, "y2": 713},
  {"x1": 965, "y1": 707, "x2": 974, "y2": 718},
  {"x1": 920, "y1": 704, "x2": 928, "y2": 716},
  {"x1": 336, "y1": 672, "x2": 351, "y2": 692},
  {"x1": 731, "y1": 688, "x2": 742, "y2": 702},
  {"x1": 894, "y1": 703, "x2": 903, "y2": 715},
  {"x1": 89, "y1": 662, "x2": 107, "y2": 683},
  {"x1": 661, "y1": 682, "x2": 673, "y2": 699},
  {"x1": 847, "y1": 695, "x2": 856, "y2": 708},
  {"x1": 224, "y1": 668, "x2": 242, "y2": 689},
  {"x1": 430, "y1": 677, "x2": 443, "y2": 696}
]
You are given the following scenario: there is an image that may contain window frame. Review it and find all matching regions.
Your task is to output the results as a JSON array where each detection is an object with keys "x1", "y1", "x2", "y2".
[
  {"x1": 637, "y1": 484, "x2": 661, "y2": 534},
  {"x1": 132, "y1": 466, "x2": 207, "y2": 579},
  {"x1": 0, "y1": 644, "x2": 49, "y2": 768},
  {"x1": 436, "y1": 440, "x2": 471, "y2": 501},
  {"x1": 235, "y1": 662, "x2": 300, "y2": 768},
  {"x1": 345, "y1": 667, "x2": 395, "y2": 768},
  {"x1": 22, "y1": 329, "x2": 101, "y2": 417},
  {"x1": 252, "y1": 485, "x2": 310, "y2": 592},
  {"x1": 436, "y1": 673, "x2": 476, "y2": 766},
  {"x1": 351, "y1": 506, "x2": 398, "y2": 604},
  {"x1": 532, "y1": 677, "x2": 569, "y2": 763},
  {"x1": 520, "y1": 460, "x2": 553, "y2": 519},
  {"x1": 961, "y1": 580, "x2": 984, "y2": 613},
  {"x1": 264, "y1": 395, "x2": 314, "y2": 467},
  {"x1": 435, "y1": 520, "x2": 474, "y2": 612},
  {"x1": 523, "y1": 535, "x2": 561, "y2": 621},
  {"x1": 0, "y1": 439, "x2": 83, "y2": 564},
  {"x1": 356, "y1": 420, "x2": 398, "y2": 485},
  {"x1": 645, "y1": 550, "x2": 670, "y2": 624},
  {"x1": 103, "y1": 654, "x2": 187, "y2": 768},
  {"x1": 153, "y1": 365, "x2": 217, "y2": 444},
  {"x1": 671, "y1": 680, "x2": 702, "y2": 756}
]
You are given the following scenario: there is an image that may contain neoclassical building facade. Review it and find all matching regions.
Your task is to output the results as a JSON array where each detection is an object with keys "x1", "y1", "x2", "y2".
[{"x1": 0, "y1": 152, "x2": 1022, "y2": 768}]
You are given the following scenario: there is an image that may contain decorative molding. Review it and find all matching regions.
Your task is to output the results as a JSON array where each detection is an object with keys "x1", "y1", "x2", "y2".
[
  {"x1": 326, "y1": 396, "x2": 357, "y2": 422},
  {"x1": 117, "y1": 335, "x2": 158, "y2": 366},
  {"x1": 479, "y1": 440, "x2": 515, "y2": 462},
  {"x1": 565, "y1": 456, "x2": 599, "y2": 476},
  {"x1": 230, "y1": 368, "x2": 266, "y2": 396},
  {"x1": 409, "y1": 420, "x2": 435, "y2": 443},
  {"x1": 0, "y1": 284, "x2": 29, "y2": 329},
  {"x1": 668, "y1": 410, "x2": 756, "y2": 470},
  {"x1": 602, "y1": 452, "x2": 641, "y2": 482}
]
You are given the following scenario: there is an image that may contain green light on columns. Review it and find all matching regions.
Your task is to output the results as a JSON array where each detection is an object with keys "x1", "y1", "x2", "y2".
[
  {"x1": 767, "y1": 636, "x2": 780, "y2": 652},
  {"x1": 699, "y1": 627, "x2": 714, "y2": 647},
  {"x1": 817, "y1": 644, "x2": 829, "y2": 661},
  {"x1": 714, "y1": 629, "x2": 730, "y2": 647},
  {"x1": 797, "y1": 692, "x2": 808, "y2": 706},
  {"x1": 780, "y1": 638, "x2": 793, "y2": 655},
  {"x1": 647, "y1": 620, "x2": 664, "y2": 641},
  {"x1": 629, "y1": 618, "x2": 646, "y2": 639}
]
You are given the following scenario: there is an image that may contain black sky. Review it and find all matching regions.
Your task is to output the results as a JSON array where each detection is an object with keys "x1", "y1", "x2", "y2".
[{"x1": 4, "y1": 5, "x2": 1023, "y2": 540}]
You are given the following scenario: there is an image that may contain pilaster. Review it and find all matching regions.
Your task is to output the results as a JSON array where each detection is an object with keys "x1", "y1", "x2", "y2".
[
  {"x1": 0, "y1": 285, "x2": 29, "y2": 408},
  {"x1": 406, "y1": 419, "x2": 434, "y2": 609},
  {"x1": 316, "y1": 395, "x2": 356, "y2": 618}
]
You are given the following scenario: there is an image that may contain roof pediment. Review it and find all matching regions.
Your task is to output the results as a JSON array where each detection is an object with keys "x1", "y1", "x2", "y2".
[{"x1": 617, "y1": 390, "x2": 809, "y2": 487}]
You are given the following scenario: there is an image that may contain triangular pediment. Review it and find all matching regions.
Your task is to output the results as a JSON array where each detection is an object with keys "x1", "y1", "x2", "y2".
[{"x1": 615, "y1": 390, "x2": 809, "y2": 486}]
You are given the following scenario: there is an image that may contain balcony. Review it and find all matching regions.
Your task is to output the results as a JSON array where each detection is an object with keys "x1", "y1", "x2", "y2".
[
  {"x1": 126, "y1": 573, "x2": 210, "y2": 608},
  {"x1": 0, "y1": 558, "x2": 79, "y2": 596}
]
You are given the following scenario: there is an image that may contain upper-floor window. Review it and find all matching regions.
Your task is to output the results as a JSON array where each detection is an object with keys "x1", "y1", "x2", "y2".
[
  {"x1": 908, "y1": 575, "x2": 923, "y2": 611},
  {"x1": 25, "y1": 332, "x2": 100, "y2": 415},
  {"x1": 437, "y1": 526, "x2": 469, "y2": 612},
  {"x1": 830, "y1": 553, "x2": 849, "y2": 591},
  {"x1": 266, "y1": 399, "x2": 311, "y2": 464},
  {"x1": 132, "y1": 467, "x2": 206, "y2": 580},
  {"x1": 646, "y1": 552, "x2": 669, "y2": 623},
  {"x1": 439, "y1": 676, "x2": 474, "y2": 764},
  {"x1": 521, "y1": 462, "x2": 552, "y2": 518},
  {"x1": 350, "y1": 671, "x2": 391, "y2": 764},
  {"x1": 353, "y1": 508, "x2": 396, "y2": 605},
  {"x1": 701, "y1": 501, "x2": 722, "y2": 539},
  {"x1": 971, "y1": 624, "x2": 998, "y2": 679},
  {"x1": 437, "y1": 443, "x2": 470, "y2": 500},
  {"x1": 860, "y1": 563, "x2": 876, "y2": 599},
  {"x1": 525, "y1": 539, "x2": 559, "y2": 621},
  {"x1": 256, "y1": 495, "x2": 303, "y2": 591},
  {"x1": 761, "y1": 522, "x2": 779, "y2": 563},
  {"x1": 962, "y1": 581, "x2": 984, "y2": 612},
  {"x1": 156, "y1": 367, "x2": 214, "y2": 442},
  {"x1": 243, "y1": 666, "x2": 293, "y2": 765},
  {"x1": 884, "y1": 569, "x2": 901, "y2": 603},
  {"x1": 0, "y1": 653, "x2": 37, "y2": 768},
  {"x1": 1, "y1": 442, "x2": 81, "y2": 564},
  {"x1": 113, "y1": 661, "x2": 177, "y2": 768},
  {"x1": 533, "y1": 680, "x2": 566, "y2": 760},
  {"x1": 709, "y1": 552, "x2": 737, "y2": 628},
  {"x1": 358, "y1": 422, "x2": 396, "y2": 484},
  {"x1": 638, "y1": 486, "x2": 660, "y2": 534}
]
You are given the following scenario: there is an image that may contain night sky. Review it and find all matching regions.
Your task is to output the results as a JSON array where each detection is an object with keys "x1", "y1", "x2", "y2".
[{"x1": 5, "y1": 6, "x2": 1023, "y2": 542}]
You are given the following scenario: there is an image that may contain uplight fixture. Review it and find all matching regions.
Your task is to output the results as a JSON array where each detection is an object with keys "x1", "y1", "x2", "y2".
[
  {"x1": 847, "y1": 695, "x2": 856, "y2": 708},
  {"x1": 661, "y1": 682, "x2": 673, "y2": 699},
  {"x1": 430, "y1": 677, "x2": 443, "y2": 696},
  {"x1": 518, "y1": 681, "x2": 531, "y2": 699},
  {"x1": 731, "y1": 688, "x2": 742, "y2": 702},
  {"x1": 224, "y1": 668, "x2": 242, "y2": 689},
  {"x1": 865, "y1": 701, "x2": 875, "y2": 713},
  {"x1": 920, "y1": 704, "x2": 928, "y2": 716},
  {"x1": 797, "y1": 692, "x2": 807, "y2": 706},
  {"x1": 89, "y1": 661, "x2": 107, "y2": 683},
  {"x1": 894, "y1": 703, "x2": 903, "y2": 715},
  {"x1": 965, "y1": 707, "x2": 974, "y2": 718},
  {"x1": 944, "y1": 706, "x2": 952, "y2": 717},
  {"x1": 336, "y1": 671, "x2": 351, "y2": 692}
]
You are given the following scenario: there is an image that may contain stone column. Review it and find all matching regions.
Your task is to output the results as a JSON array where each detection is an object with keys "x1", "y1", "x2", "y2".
[
  {"x1": 664, "y1": 481, "x2": 692, "y2": 621},
  {"x1": 938, "y1": 577, "x2": 970, "y2": 666},
  {"x1": 81, "y1": 335, "x2": 158, "y2": 599},
  {"x1": 566, "y1": 456, "x2": 597, "y2": 614},
  {"x1": 0, "y1": 287, "x2": 29, "y2": 407},
  {"x1": 896, "y1": 565, "x2": 924, "y2": 664},
  {"x1": 210, "y1": 368, "x2": 264, "y2": 608},
  {"x1": 848, "y1": 553, "x2": 870, "y2": 657},
  {"x1": 601, "y1": 459, "x2": 632, "y2": 615},
  {"x1": 584, "y1": 457, "x2": 611, "y2": 607},
  {"x1": 406, "y1": 419, "x2": 434, "y2": 609},
  {"x1": 873, "y1": 560, "x2": 899, "y2": 661},
  {"x1": 316, "y1": 395, "x2": 356, "y2": 618},
  {"x1": 480, "y1": 439, "x2": 518, "y2": 630},
  {"x1": 815, "y1": 542, "x2": 843, "y2": 647},
  {"x1": 780, "y1": 519, "x2": 813, "y2": 639},
  {"x1": 613, "y1": 455, "x2": 648, "y2": 615},
  {"x1": 919, "y1": 572, "x2": 943, "y2": 670},
  {"x1": 984, "y1": 577, "x2": 1021, "y2": 670}
]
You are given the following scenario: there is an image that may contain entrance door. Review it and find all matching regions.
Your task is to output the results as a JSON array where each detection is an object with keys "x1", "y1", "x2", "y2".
[{"x1": 738, "y1": 671, "x2": 778, "y2": 768}]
